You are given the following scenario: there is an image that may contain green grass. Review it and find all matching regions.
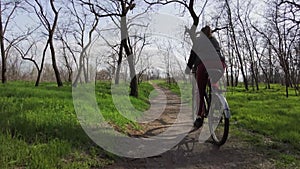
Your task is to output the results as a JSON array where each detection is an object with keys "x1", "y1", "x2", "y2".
[
  {"x1": 1, "y1": 80, "x2": 299, "y2": 168},
  {"x1": 0, "y1": 81, "x2": 153, "y2": 168},
  {"x1": 227, "y1": 84, "x2": 300, "y2": 150},
  {"x1": 96, "y1": 81, "x2": 153, "y2": 130},
  {"x1": 226, "y1": 84, "x2": 300, "y2": 167}
]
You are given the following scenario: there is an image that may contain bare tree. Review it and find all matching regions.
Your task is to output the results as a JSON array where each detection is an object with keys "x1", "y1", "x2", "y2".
[
  {"x1": 236, "y1": 0, "x2": 260, "y2": 90},
  {"x1": 224, "y1": 26, "x2": 240, "y2": 87},
  {"x1": 252, "y1": 0, "x2": 299, "y2": 97},
  {"x1": 290, "y1": 40, "x2": 300, "y2": 95},
  {"x1": 97, "y1": 33, "x2": 120, "y2": 81},
  {"x1": 80, "y1": 0, "x2": 149, "y2": 97},
  {"x1": 13, "y1": 39, "x2": 40, "y2": 81},
  {"x1": 279, "y1": 0, "x2": 300, "y2": 95},
  {"x1": 256, "y1": 38, "x2": 271, "y2": 89},
  {"x1": 56, "y1": 23, "x2": 80, "y2": 83},
  {"x1": 59, "y1": 35, "x2": 73, "y2": 83},
  {"x1": 133, "y1": 33, "x2": 152, "y2": 84},
  {"x1": 225, "y1": 0, "x2": 249, "y2": 90},
  {"x1": 279, "y1": 0, "x2": 300, "y2": 24},
  {"x1": 26, "y1": 0, "x2": 63, "y2": 87},
  {"x1": 0, "y1": 1, "x2": 22, "y2": 83},
  {"x1": 61, "y1": 0, "x2": 100, "y2": 87},
  {"x1": 119, "y1": 0, "x2": 139, "y2": 97}
]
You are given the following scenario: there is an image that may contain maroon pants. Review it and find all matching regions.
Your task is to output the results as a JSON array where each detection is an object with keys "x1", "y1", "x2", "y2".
[{"x1": 196, "y1": 61, "x2": 225, "y2": 117}]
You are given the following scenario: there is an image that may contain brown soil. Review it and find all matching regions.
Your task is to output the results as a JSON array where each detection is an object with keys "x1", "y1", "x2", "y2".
[{"x1": 104, "y1": 84, "x2": 276, "y2": 169}]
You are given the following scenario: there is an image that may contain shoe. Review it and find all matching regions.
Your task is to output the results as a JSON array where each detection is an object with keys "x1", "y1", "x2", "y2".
[{"x1": 193, "y1": 117, "x2": 203, "y2": 129}]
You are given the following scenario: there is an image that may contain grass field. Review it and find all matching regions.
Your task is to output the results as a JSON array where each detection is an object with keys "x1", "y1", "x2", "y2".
[
  {"x1": 227, "y1": 85, "x2": 300, "y2": 148},
  {"x1": 226, "y1": 84, "x2": 300, "y2": 167},
  {"x1": 0, "y1": 81, "x2": 299, "y2": 168},
  {"x1": 0, "y1": 81, "x2": 153, "y2": 169}
]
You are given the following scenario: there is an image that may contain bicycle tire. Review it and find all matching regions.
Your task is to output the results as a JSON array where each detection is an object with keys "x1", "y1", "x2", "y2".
[{"x1": 208, "y1": 95, "x2": 229, "y2": 146}]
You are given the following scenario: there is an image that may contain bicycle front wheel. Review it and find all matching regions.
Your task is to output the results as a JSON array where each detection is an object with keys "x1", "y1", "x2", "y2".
[{"x1": 208, "y1": 96, "x2": 229, "y2": 146}]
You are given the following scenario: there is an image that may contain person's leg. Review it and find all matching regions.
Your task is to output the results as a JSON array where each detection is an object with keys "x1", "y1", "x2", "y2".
[
  {"x1": 196, "y1": 63, "x2": 208, "y2": 117},
  {"x1": 193, "y1": 63, "x2": 208, "y2": 129}
]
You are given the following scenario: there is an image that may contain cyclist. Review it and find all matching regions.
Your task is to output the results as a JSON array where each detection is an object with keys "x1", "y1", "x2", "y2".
[{"x1": 185, "y1": 25, "x2": 226, "y2": 129}]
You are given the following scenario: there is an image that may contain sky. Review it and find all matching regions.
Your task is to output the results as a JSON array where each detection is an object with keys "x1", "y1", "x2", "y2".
[{"x1": 7, "y1": 0, "x2": 267, "y2": 77}]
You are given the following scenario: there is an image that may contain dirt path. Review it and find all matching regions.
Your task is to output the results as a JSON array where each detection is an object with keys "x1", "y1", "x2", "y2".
[{"x1": 105, "y1": 84, "x2": 275, "y2": 169}]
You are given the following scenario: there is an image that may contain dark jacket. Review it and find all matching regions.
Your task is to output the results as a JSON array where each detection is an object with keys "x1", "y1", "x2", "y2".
[{"x1": 187, "y1": 36, "x2": 225, "y2": 70}]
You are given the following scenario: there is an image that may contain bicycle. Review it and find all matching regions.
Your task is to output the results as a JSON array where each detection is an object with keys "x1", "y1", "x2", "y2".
[{"x1": 191, "y1": 69, "x2": 230, "y2": 146}]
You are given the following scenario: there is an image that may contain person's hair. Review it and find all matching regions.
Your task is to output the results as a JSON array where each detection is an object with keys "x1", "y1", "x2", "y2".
[{"x1": 201, "y1": 25, "x2": 212, "y2": 38}]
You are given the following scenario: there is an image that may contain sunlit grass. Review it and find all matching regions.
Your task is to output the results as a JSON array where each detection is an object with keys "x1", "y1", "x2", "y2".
[
  {"x1": 226, "y1": 84, "x2": 300, "y2": 150},
  {"x1": 0, "y1": 81, "x2": 153, "y2": 168}
]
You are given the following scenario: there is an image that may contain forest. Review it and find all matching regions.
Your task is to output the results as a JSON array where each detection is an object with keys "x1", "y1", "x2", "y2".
[{"x1": 0, "y1": 0, "x2": 299, "y2": 97}]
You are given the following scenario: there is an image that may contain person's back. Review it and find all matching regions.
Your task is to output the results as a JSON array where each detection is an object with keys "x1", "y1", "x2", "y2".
[
  {"x1": 186, "y1": 26, "x2": 225, "y2": 72},
  {"x1": 208, "y1": 36, "x2": 225, "y2": 62}
]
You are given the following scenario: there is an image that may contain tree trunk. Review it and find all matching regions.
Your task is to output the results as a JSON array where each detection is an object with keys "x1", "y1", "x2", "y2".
[
  {"x1": 229, "y1": 47, "x2": 235, "y2": 87},
  {"x1": 255, "y1": 63, "x2": 259, "y2": 90},
  {"x1": 124, "y1": 40, "x2": 138, "y2": 97},
  {"x1": 35, "y1": 42, "x2": 48, "y2": 87},
  {"x1": 285, "y1": 77, "x2": 289, "y2": 98},
  {"x1": 83, "y1": 57, "x2": 89, "y2": 83},
  {"x1": 35, "y1": 70, "x2": 42, "y2": 86},
  {"x1": 49, "y1": 38, "x2": 63, "y2": 87},
  {"x1": 115, "y1": 45, "x2": 123, "y2": 84},
  {"x1": 72, "y1": 53, "x2": 84, "y2": 87},
  {"x1": 226, "y1": 66, "x2": 230, "y2": 87},
  {"x1": 281, "y1": 58, "x2": 291, "y2": 98},
  {"x1": 61, "y1": 41, "x2": 73, "y2": 83},
  {"x1": 121, "y1": 16, "x2": 138, "y2": 97},
  {"x1": 49, "y1": 0, "x2": 63, "y2": 87},
  {"x1": 0, "y1": 5, "x2": 6, "y2": 84}
]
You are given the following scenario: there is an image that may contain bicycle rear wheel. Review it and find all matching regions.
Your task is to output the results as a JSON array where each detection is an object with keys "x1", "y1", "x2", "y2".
[{"x1": 208, "y1": 95, "x2": 229, "y2": 146}]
